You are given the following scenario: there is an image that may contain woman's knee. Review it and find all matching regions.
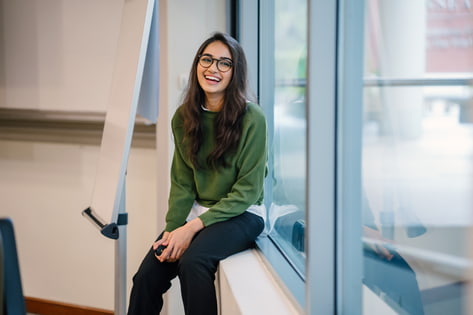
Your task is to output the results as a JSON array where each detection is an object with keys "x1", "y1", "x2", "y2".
[
  {"x1": 133, "y1": 252, "x2": 175, "y2": 293},
  {"x1": 178, "y1": 251, "x2": 217, "y2": 281}
]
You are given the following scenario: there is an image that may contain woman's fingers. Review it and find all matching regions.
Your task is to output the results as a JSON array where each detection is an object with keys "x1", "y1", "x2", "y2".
[
  {"x1": 153, "y1": 231, "x2": 171, "y2": 250},
  {"x1": 155, "y1": 228, "x2": 193, "y2": 262},
  {"x1": 156, "y1": 243, "x2": 185, "y2": 263},
  {"x1": 157, "y1": 246, "x2": 171, "y2": 262}
]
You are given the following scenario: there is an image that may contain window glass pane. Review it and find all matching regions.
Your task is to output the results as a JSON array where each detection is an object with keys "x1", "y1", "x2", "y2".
[
  {"x1": 362, "y1": 1, "x2": 473, "y2": 314},
  {"x1": 268, "y1": 0, "x2": 307, "y2": 276}
]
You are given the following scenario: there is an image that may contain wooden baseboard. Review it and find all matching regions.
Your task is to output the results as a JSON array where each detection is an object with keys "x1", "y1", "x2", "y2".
[{"x1": 25, "y1": 296, "x2": 113, "y2": 315}]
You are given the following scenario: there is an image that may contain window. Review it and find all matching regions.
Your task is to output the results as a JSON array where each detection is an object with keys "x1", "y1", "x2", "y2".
[
  {"x1": 361, "y1": 1, "x2": 473, "y2": 314},
  {"x1": 236, "y1": 0, "x2": 308, "y2": 306},
  {"x1": 237, "y1": 1, "x2": 358, "y2": 312},
  {"x1": 237, "y1": 1, "x2": 473, "y2": 314},
  {"x1": 268, "y1": 0, "x2": 307, "y2": 278}
]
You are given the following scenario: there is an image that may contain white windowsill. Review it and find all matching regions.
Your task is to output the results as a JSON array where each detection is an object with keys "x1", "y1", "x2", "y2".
[{"x1": 217, "y1": 249, "x2": 303, "y2": 315}]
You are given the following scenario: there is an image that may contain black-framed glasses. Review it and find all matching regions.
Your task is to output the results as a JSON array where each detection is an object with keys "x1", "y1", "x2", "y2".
[{"x1": 198, "y1": 54, "x2": 233, "y2": 72}]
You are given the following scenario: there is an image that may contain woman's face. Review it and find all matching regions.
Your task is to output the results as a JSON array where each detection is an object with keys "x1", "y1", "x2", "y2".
[{"x1": 197, "y1": 41, "x2": 233, "y2": 105}]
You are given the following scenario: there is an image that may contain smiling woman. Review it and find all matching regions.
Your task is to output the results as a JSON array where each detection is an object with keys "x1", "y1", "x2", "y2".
[{"x1": 127, "y1": 32, "x2": 268, "y2": 315}]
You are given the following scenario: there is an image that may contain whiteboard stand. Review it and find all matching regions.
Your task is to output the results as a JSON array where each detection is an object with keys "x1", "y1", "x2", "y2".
[
  {"x1": 115, "y1": 179, "x2": 128, "y2": 315},
  {"x1": 82, "y1": 178, "x2": 128, "y2": 315},
  {"x1": 81, "y1": 0, "x2": 158, "y2": 314}
]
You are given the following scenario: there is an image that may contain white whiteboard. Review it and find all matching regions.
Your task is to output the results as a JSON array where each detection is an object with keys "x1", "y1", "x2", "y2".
[{"x1": 83, "y1": 0, "x2": 158, "y2": 238}]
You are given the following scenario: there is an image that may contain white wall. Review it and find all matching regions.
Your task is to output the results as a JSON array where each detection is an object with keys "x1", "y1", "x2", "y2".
[
  {"x1": 0, "y1": 0, "x2": 226, "y2": 311},
  {"x1": 0, "y1": 0, "x2": 123, "y2": 112},
  {"x1": 0, "y1": 140, "x2": 158, "y2": 310}
]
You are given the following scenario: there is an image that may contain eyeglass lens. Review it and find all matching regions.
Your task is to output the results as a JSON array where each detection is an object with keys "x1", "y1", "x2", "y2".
[{"x1": 199, "y1": 55, "x2": 232, "y2": 72}]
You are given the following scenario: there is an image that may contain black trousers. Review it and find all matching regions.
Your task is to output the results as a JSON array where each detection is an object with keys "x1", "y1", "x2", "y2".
[{"x1": 127, "y1": 211, "x2": 264, "y2": 315}]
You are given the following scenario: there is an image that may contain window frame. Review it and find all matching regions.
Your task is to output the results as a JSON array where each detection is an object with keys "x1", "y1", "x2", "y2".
[
  {"x1": 305, "y1": 0, "x2": 338, "y2": 313},
  {"x1": 235, "y1": 0, "x2": 365, "y2": 313}
]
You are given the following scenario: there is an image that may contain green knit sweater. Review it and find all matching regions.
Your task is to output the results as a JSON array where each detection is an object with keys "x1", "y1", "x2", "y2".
[{"x1": 165, "y1": 102, "x2": 267, "y2": 232}]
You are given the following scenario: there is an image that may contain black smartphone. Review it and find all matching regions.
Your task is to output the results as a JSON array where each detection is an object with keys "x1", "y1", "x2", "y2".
[{"x1": 155, "y1": 244, "x2": 167, "y2": 256}]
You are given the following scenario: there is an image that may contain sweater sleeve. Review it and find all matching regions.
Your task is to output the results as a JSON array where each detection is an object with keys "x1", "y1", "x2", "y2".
[
  {"x1": 165, "y1": 111, "x2": 197, "y2": 232},
  {"x1": 199, "y1": 105, "x2": 268, "y2": 226}
]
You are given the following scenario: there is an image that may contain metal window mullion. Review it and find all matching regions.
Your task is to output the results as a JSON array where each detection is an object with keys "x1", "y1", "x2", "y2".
[
  {"x1": 306, "y1": 0, "x2": 338, "y2": 314},
  {"x1": 336, "y1": 1, "x2": 365, "y2": 314},
  {"x1": 238, "y1": 0, "x2": 275, "y2": 214},
  {"x1": 235, "y1": 0, "x2": 259, "y2": 98},
  {"x1": 258, "y1": 0, "x2": 275, "y2": 211}
]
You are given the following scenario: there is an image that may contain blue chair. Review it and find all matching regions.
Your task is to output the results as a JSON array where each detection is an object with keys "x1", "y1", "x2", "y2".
[{"x1": 0, "y1": 218, "x2": 26, "y2": 315}]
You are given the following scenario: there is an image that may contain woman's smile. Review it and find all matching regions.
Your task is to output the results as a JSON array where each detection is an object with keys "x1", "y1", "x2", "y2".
[{"x1": 203, "y1": 73, "x2": 222, "y2": 84}]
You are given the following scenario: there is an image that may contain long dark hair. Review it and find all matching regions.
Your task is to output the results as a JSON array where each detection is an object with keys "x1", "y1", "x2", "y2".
[{"x1": 180, "y1": 32, "x2": 250, "y2": 169}]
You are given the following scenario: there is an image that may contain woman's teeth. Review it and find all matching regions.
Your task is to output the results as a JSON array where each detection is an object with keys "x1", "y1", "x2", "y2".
[{"x1": 205, "y1": 75, "x2": 221, "y2": 82}]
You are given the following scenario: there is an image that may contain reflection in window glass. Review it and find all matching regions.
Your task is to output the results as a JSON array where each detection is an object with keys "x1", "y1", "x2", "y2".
[
  {"x1": 362, "y1": 1, "x2": 473, "y2": 314},
  {"x1": 268, "y1": 0, "x2": 307, "y2": 276}
]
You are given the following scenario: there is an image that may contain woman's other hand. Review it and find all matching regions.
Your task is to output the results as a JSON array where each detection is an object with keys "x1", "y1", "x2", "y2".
[{"x1": 155, "y1": 218, "x2": 204, "y2": 263}]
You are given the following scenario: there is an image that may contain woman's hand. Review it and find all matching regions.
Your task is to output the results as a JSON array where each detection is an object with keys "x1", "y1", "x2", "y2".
[
  {"x1": 153, "y1": 218, "x2": 204, "y2": 263},
  {"x1": 152, "y1": 231, "x2": 170, "y2": 258}
]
